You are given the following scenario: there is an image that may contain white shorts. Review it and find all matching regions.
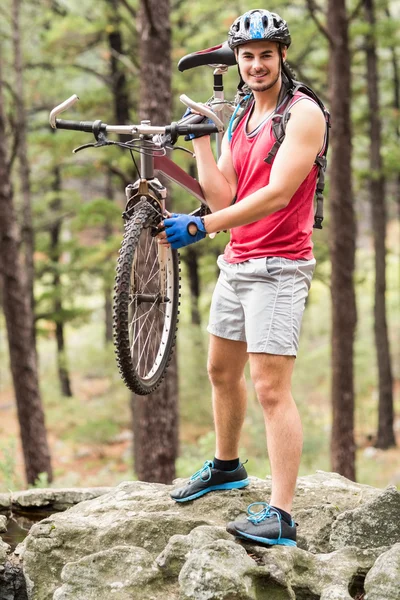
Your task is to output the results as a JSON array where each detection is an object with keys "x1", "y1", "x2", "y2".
[{"x1": 207, "y1": 255, "x2": 316, "y2": 356}]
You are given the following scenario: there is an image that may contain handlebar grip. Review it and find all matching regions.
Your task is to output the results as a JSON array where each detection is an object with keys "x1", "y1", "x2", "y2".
[
  {"x1": 176, "y1": 123, "x2": 220, "y2": 136},
  {"x1": 54, "y1": 119, "x2": 107, "y2": 133}
]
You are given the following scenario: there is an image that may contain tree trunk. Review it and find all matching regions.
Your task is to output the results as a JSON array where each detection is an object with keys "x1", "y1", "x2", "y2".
[
  {"x1": 182, "y1": 246, "x2": 201, "y2": 326},
  {"x1": 132, "y1": 0, "x2": 179, "y2": 484},
  {"x1": 0, "y1": 46, "x2": 53, "y2": 485},
  {"x1": 364, "y1": 0, "x2": 395, "y2": 449},
  {"x1": 104, "y1": 171, "x2": 114, "y2": 344},
  {"x1": 51, "y1": 166, "x2": 73, "y2": 397},
  {"x1": 12, "y1": 0, "x2": 35, "y2": 320},
  {"x1": 105, "y1": 0, "x2": 131, "y2": 343},
  {"x1": 107, "y1": 0, "x2": 130, "y2": 131},
  {"x1": 327, "y1": 0, "x2": 357, "y2": 480},
  {"x1": 385, "y1": 6, "x2": 400, "y2": 220},
  {"x1": 182, "y1": 164, "x2": 201, "y2": 326}
]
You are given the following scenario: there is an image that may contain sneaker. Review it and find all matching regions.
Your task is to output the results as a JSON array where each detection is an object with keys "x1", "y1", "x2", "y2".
[
  {"x1": 226, "y1": 502, "x2": 297, "y2": 547},
  {"x1": 170, "y1": 460, "x2": 249, "y2": 503}
]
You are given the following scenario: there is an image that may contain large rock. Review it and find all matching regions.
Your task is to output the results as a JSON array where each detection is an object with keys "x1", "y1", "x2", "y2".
[
  {"x1": 156, "y1": 525, "x2": 232, "y2": 577},
  {"x1": 179, "y1": 540, "x2": 258, "y2": 600},
  {"x1": 0, "y1": 495, "x2": 11, "y2": 512},
  {"x1": 53, "y1": 546, "x2": 162, "y2": 600},
  {"x1": 21, "y1": 481, "x2": 211, "y2": 600},
  {"x1": 329, "y1": 486, "x2": 400, "y2": 550},
  {"x1": 0, "y1": 538, "x2": 10, "y2": 564},
  {"x1": 0, "y1": 539, "x2": 27, "y2": 600},
  {"x1": 10, "y1": 488, "x2": 112, "y2": 512},
  {"x1": 248, "y1": 545, "x2": 386, "y2": 600},
  {"x1": 364, "y1": 543, "x2": 400, "y2": 600},
  {"x1": 15, "y1": 472, "x2": 400, "y2": 600},
  {"x1": 0, "y1": 516, "x2": 7, "y2": 534}
]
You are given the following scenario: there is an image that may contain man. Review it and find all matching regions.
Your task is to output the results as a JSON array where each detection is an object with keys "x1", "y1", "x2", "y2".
[{"x1": 158, "y1": 9, "x2": 326, "y2": 547}]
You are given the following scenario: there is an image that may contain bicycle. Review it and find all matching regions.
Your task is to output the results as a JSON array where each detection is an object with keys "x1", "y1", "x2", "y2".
[{"x1": 49, "y1": 42, "x2": 237, "y2": 396}]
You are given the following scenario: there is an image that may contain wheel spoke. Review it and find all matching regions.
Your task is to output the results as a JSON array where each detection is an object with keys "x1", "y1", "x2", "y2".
[{"x1": 136, "y1": 313, "x2": 157, "y2": 373}]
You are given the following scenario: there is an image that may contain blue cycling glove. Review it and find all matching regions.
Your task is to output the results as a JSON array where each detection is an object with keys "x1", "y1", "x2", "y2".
[
  {"x1": 164, "y1": 214, "x2": 207, "y2": 249},
  {"x1": 181, "y1": 107, "x2": 215, "y2": 141}
]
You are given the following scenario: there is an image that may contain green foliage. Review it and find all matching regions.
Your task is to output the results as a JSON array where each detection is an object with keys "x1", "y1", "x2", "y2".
[
  {"x1": 0, "y1": 440, "x2": 23, "y2": 492},
  {"x1": 30, "y1": 472, "x2": 51, "y2": 489},
  {"x1": 70, "y1": 419, "x2": 120, "y2": 445}
]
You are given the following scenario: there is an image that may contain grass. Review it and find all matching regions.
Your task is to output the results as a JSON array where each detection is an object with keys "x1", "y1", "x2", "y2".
[{"x1": 0, "y1": 227, "x2": 399, "y2": 492}]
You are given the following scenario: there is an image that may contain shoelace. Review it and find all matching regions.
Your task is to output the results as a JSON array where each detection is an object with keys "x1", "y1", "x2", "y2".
[
  {"x1": 246, "y1": 502, "x2": 282, "y2": 539},
  {"x1": 190, "y1": 460, "x2": 213, "y2": 483}
]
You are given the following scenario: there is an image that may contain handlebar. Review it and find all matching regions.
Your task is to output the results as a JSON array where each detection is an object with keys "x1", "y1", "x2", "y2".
[
  {"x1": 49, "y1": 94, "x2": 223, "y2": 139},
  {"x1": 52, "y1": 118, "x2": 220, "y2": 138}
]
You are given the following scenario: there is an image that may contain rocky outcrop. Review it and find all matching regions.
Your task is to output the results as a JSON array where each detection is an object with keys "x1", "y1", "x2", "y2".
[
  {"x1": 364, "y1": 543, "x2": 400, "y2": 600},
  {"x1": 0, "y1": 539, "x2": 27, "y2": 600},
  {"x1": 0, "y1": 472, "x2": 399, "y2": 600},
  {"x1": 0, "y1": 488, "x2": 112, "y2": 514}
]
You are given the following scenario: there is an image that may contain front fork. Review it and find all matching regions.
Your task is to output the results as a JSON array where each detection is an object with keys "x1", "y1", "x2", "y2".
[{"x1": 124, "y1": 177, "x2": 168, "y2": 299}]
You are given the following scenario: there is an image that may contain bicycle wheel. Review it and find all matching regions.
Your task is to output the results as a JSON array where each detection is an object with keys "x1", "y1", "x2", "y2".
[{"x1": 113, "y1": 203, "x2": 180, "y2": 395}]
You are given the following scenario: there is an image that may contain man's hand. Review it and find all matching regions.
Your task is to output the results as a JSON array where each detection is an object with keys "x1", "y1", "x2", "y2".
[
  {"x1": 181, "y1": 107, "x2": 215, "y2": 141},
  {"x1": 158, "y1": 213, "x2": 207, "y2": 250}
]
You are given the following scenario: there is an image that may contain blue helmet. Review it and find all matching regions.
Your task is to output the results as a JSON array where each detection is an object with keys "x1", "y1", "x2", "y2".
[{"x1": 228, "y1": 9, "x2": 291, "y2": 50}]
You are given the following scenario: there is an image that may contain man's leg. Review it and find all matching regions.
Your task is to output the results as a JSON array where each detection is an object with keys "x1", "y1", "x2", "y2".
[
  {"x1": 170, "y1": 334, "x2": 249, "y2": 502},
  {"x1": 207, "y1": 334, "x2": 249, "y2": 460},
  {"x1": 248, "y1": 353, "x2": 301, "y2": 514}
]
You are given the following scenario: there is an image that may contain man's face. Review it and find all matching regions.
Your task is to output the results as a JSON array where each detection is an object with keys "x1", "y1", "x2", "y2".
[{"x1": 236, "y1": 40, "x2": 286, "y2": 93}]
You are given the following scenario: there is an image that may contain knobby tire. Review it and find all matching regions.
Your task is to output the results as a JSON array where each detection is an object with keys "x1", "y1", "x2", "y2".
[{"x1": 113, "y1": 203, "x2": 180, "y2": 395}]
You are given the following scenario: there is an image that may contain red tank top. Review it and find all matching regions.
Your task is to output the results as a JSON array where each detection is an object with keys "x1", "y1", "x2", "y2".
[{"x1": 224, "y1": 92, "x2": 320, "y2": 263}]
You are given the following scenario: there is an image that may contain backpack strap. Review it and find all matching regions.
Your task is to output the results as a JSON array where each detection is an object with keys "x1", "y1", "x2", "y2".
[
  {"x1": 227, "y1": 93, "x2": 253, "y2": 142},
  {"x1": 264, "y1": 81, "x2": 331, "y2": 230},
  {"x1": 264, "y1": 90, "x2": 294, "y2": 165}
]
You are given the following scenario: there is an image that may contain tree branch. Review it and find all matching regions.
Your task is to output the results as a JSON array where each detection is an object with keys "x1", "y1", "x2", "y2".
[
  {"x1": 171, "y1": 0, "x2": 186, "y2": 10},
  {"x1": 8, "y1": 127, "x2": 18, "y2": 170},
  {"x1": 142, "y1": 0, "x2": 160, "y2": 37},
  {"x1": 34, "y1": 213, "x2": 75, "y2": 233},
  {"x1": 285, "y1": 60, "x2": 330, "y2": 104},
  {"x1": 25, "y1": 62, "x2": 111, "y2": 85},
  {"x1": 305, "y1": 0, "x2": 334, "y2": 45},
  {"x1": 0, "y1": 5, "x2": 11, "y2": 24},
  {"x1": 348, "y1": 0, "x2": 364, "y2": 23},
  {"x1": 108, "y1": 163, "x2": 131, "y2": 187},
  {"x1": 117, "y1": 0, "x2": 136, "y2": 19},
  {"x1": 109, "y1": 48, "x2": 139, "y2": 75}
]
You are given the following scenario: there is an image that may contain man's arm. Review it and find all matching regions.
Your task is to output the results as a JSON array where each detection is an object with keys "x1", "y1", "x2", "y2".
[
  {"x1": 202, "y1": 100, "x2": 326, "y2": 234},
  {"x1": 192, "y1": 132, "x2": 237, "y2": 212}
]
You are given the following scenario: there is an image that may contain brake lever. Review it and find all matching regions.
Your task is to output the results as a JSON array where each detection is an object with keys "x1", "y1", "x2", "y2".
[
  {"x1": 172, "y1": 145, "x2": 195, "y2": 157},
  {"x1": 73, "y1": 142, "x2": 98, "y2": 153},
  {"x1": 73, "y1": 133, "x2": 112, "y2": 154}
]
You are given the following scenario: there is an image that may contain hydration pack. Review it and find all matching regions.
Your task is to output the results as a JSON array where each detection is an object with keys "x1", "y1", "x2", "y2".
[{"x1": 227, "y1": 77, "x2": 331, "y2": 229}]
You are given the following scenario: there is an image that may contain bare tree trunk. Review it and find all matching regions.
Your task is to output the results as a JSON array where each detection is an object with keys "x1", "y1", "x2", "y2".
[
  {"x1": 0, "y1": 46, "x2": 52, "y2": 485},
  {"x1": 385, "y1": 6, "x2": 400, "y2": 219},
  {"x1": 182, "y1": 246, "x2": 201, "y2": 326},
  {"x1": 132, "y1": 0, "x2": 178, "y2": 484},
  {"x1": 107, "y1": 0, "x2": 130, "y2": 131},
  {"x1": 12, "y1": 0, "x2": 35, "y2": 315},
  {"x1": 364, "y1": 0, "x2": 395, "y2": 449},
  {"x1": 104, "y1": 171, "x2": 114, "y2": 344},
  {"x1": 181, "y1": 164, "x2": 201, "y2": 326},
  {"x1": 327, "y1": 0, "x2": 357, "y2": 480},
  {"x1": 51, "y1": 166, "x2": 73, "y2": 397},
  {"x1": 105, "y1": 0, "x2": 131, "y2": 343}
]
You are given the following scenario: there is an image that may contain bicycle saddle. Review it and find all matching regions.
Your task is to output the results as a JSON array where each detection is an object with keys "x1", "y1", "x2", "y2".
[{"x1": 178, "y1": 42, "x2": 236, "y2": 72}]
